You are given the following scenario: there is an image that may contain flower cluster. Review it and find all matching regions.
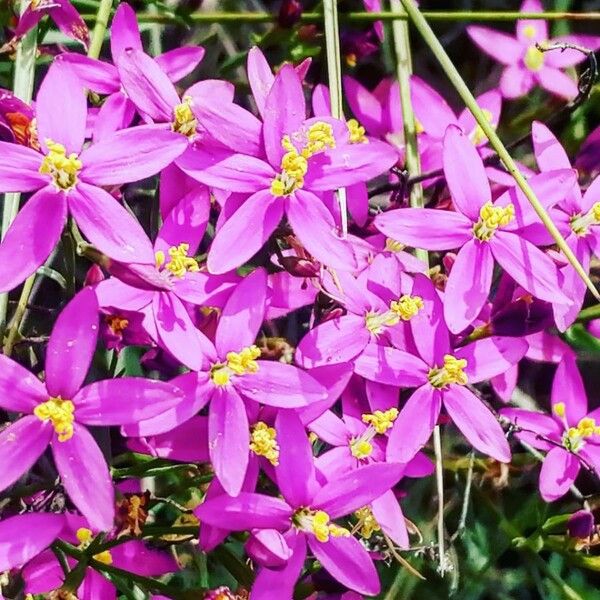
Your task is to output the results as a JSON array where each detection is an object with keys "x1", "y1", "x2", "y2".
[{"x1": 1, "y1": 0, "x2": 600, "y2": 598}]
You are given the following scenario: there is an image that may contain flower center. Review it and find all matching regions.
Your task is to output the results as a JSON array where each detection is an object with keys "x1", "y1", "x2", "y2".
[
  {"x1": 354, "y1": 506, "x2": 381, "y2": 539},
  {"x1": 428, "y1": 354, "x2": 468, "y2": 389},
  {"x1": 172, "y1": 96, "x2": 197, "y2": 138},
  {"x1": 554, "y1": 403, "x2": 600, "y2": 453},
  {"x1": 347, "y1": 118, "x2": 368, "y2": 144},
  {"x1": 349, "y1": 408, "x2": 399, "y2": 460},
  {"x1": 155, "y1": 243, "x2": 200, "y2": 278},
  {"x1": 76, "y1": 528, "x2": 113, "y2": 565},
  {"x1": 270, "y1": 121, "x2": 336, "y2": 197},
  {"x1": 524, "y1": 45, "x2": 545, "y2": 71},
  {"x1": 105, "y1": 314, "x2": 129, "y2": 335},
  {"x1": 210, "y1": 345, "x2": 261, "y2": 386},
  {"x1": 249, "y1": 421, "x2": 280, "y2": 465},
  {"x1": 570, "y1": 203, "x2": 600, "y2": 236},
  {"x1": 293, "y1": 508, "x2": 350, "y2": 542},
  {"x1": 470, "y1": 109, "x2": 493, "y2": 146},
  {"x1": 39, "y1": 140, "x2": 81, "y2": 191},
  {"x1": 472, "y1": 202, "x2": 515, "y2": 241},
  {"x1": 365, "y1": 294, "x2": 424, "y2": 335},
  {"x1": 385, "y1": 238, "x2": 405, "y2": 253},
  {"x1": 33, "y1": 396, "x2": 75, "y2": 442}
]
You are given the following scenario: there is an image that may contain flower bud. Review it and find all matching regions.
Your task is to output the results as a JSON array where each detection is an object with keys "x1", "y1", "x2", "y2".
[{"x1": 278, "y1": 0, "x2": 303, "y2": 28}]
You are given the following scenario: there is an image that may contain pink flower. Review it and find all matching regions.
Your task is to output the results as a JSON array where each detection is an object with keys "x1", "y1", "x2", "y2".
[{"x1": 467, "y1": 0, "x2": 600, "y2": 99}]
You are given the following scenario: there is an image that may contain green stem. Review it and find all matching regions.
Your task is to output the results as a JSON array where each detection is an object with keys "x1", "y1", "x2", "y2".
[
  {"x1": 2, "y1": 275, "x2": 35, "y2": 356},
  {"x1": 81, "y1": 11, "x2": 600, "y2": 25},
  {"x1": 322, "y1": 0, "x2": 348, "y2": 236},
  {"x1": 0, "y1": 0, "x2": 38, "y2": 335},
  {"x1": 87, "y1": 0, "x2": 113, "y2": 59},
  {"x1": 399, "y1": 0, "x2": 600, "y2": 303},
  {"x1": 576, "y1": 303, "x2": 600, "y2": 324}
]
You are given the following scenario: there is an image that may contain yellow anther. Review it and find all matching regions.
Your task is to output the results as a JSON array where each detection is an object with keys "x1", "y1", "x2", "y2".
[
  {"x1": 471, "y1": 109, "x2": 493, "y2": 146},
  {"x1": 523, "y1": 25, "x2": 537, "y2": 39},
  {"x1": 428, "y1": 355, "x2": 468, "y2": 389},
  {"x1": 390, "y1": 295, "x2": 424, "y2": 322},
  {"x1": 553, "y1": 402, "x2": 566, "y2": 418},
  {"x1": 34, "y1": 396, "x2": 75, "y2": 442},
  {"x1": 524, "y1": 45, "x2": 545, "y2": 71},
  {"x1": 362, "y1": 408, "x2": 399, "y2": 434},
  {"x1": 249, "y1": 421, "x2": 280, "y2": 465},
  {"x1": 347, "y1": 119, "x2": 368, "y2": 144},
  {"x1": 294, "y1": 508, "x2": 350, "y2": 542},
  {"x1": 105, "y1": 315, "x2": 129, "y2": 335},
  {"x1": 172, "y1": 96, "x2": 197, "y2": 138},
  {"x1": 226, "y1": 345, "x2": 261, "y2": 375},
  {"x1": 156, "y1": 244, "x2": 199, "y2": 278},
  {"x1": 39, "y1": 140, "x2": 81, "y2": 191},
  {"x1": 355, "y1": 506, "x2": 381, "y2": 539},
  {"x1": 385, "y1": 238, "x2": 405, "y2": 253},
  {"x1": 271, "y1": 121, "x2": 335, "y2": 197},
  {"x1": 350, "y1": 438, "x2": 373, "y2": 460},
  {"x1": 473, "y1": 202, "x2": 515, "y2": 241},
  {"x1": 76, "y1": 528, "x2": 112, "y2": 565},
  {"x1": 210, "y1": 367, "x2": 231, "y2": 387},
  {"x1": 415, "y1": 119, "x2": 425, "y2": 134}
]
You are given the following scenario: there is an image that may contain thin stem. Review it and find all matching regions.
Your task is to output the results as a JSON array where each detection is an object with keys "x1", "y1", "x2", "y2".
[
  {"x1": 450, "y1": 451, "x2": 475, "y2": 542},
  {"x1": 2, "y1": 275, "x2": 35, "y2": 356},
  {"x1": 87, "y1": 0, "x2": 113, "y2": 59},
  {"x1": 433, "y1": 425, "x2": 446, "y2": 575},
  {"x1": 81, "y1": 11, "x2": 600, "y2": 25},
  {"x1": 0, "y1": 0, "x2": 38, "y2": 334},
  {"x1": 399, "y1": 0, "x2": 600, "y2": 303},
  {"x1": 323, "y1": 0, "x2": 348, "y2": 236}
]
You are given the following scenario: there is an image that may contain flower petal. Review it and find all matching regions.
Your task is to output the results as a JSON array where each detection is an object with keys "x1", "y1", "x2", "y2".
[
  {"x1": 80, "y1": 125, "x2": 187, "y2": 186},
  {"x1": 372, "y1": 491, "x2": 409, "y2": 549},
  {"x1": 109, "y1": 2, "x2": 142, "y2": 59},
  {"x1": 68, "y1": 182, "x2": 155, "y2": 263},
  {"x1": 466, "y1": 26, "x2": 524, "y2": 65},
  {"x1": 0, "y1": 354, "x2": 46, "y2": 412},
  {"x1": 539, "y1": 447, "x2": 580, "y2": 502},
  {"x1": 374, "y1": 207, "x2": 472, "y2": 251},
  {"x1": 236, "y1": 361, "x2": 326, "y2": 408},
  {"x1": 0, "y1": 513, "x2": 65, "y2": 572},
  {"x1": 537, "y1": 66, "x2": 578, "y2": 100},
  {"x1": 44, "y1": 286, "x2": 98, "y2": 399},
  {"x1": 209, "y1": 386, "x2": 249, "y2": 497},
  {"x1": 0, "y1": 141, "x2": 46, "y2": 192},
  {"x1": 500, "y1": 65, "x2": 534, "y2": 99},
  {"x1": 0, "y1": 187, "x2": 66, "y2": 293},
  {"x1": 387, "y1": 386, "x2": 441, "y2": 463},
  {"x1": 207, "y1": 190, "x2": 283, "y2": 275},
  {"x1": 0, "y1": 417, "x2": 52, "y2": 492},
  {"x1": 354, "y1": 343, "x2": 428, "y2": 387},
  {"x1": 51, "y1": 423, "x2": 114, "y2": 531},
  {"x1": 156, "y1": 46, "x2": 205, "y2": 82},
  {"x1": 551, "y1": 355, "x2": 588, "y2": 426},
  {"x1": 443, "y1": 385, "x2": 511, "y2": 462},
  {"x1": 307, "y1": 534, "x2": 380, "y2": 597}
]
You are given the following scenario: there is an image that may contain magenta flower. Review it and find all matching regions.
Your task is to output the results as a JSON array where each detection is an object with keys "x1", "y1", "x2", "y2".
[
  {"x1": 10, "y1": 0, "x2": 88, "y2": 48},
  {"x1": 122, "y1": 269, "x2": 327, "y2": 496},
  {"x1": 196, "y1": 410, "x2": 405, "y2": 597},
  {"x1": 0, "y1": 513, "x2": 65, "y2": 573},
  {"x1": 179, "y1": 64, "x2": 397, "y2": 273},
  {"x1": 22, "y1": 513, "x2": 178, "y2": 598},
  {"x1": 94, "y1": 189, "x2": 211, "y2": 370},
  {"x1": 63, "y1": 3, "x2": 204, "y2": 140},
  {"x1": 0, "y1": 288, "x2": 183, "y2": 530},
  {"x1": 501, "y1": 355, "x2": 600, "y2": 501},
  {"x1": 531, "y1": 121, "x2": 600, "y2": 330},
  {"x1": 375, "y1": 125, "x2": 573, "y2": 333},
  {"x1": 467, "y1": 0, "x2": 600, "y2": 99},
  {"x1": 0, "y1": 60, "x2": 187, "y2": 293},
  {"x1": 352, "y1": 275, "x2": 526, "y2": 463}
]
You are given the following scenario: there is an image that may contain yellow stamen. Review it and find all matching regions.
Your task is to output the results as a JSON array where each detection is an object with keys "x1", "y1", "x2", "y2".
[
  {"x1": 347, "y1": 118, "x2": 368, "y2": 144},
  {"x1": 553, "y1": 402, "x2": 566, "y2": 418},
  {"x1": 350, "y1": 438, "x2": 373, "y2": 460},
  {"x1": 155, "y1": 243, "x2": 199, "y2": 278},
  {"x1": 385, "y1": 238, "x2": 405, "y2": 253},
  {"x1": 524, "y1": 45, "x2": 545, "y2": 71},
  {"x1": 249, "y1": 421, "x2": 280, "y2": 465},
  {"x1": 428, "y1": 355, "x2": 468, "y2": 389},
  {"x1": 562, "y1": 416, "x2": 600, "y2": 452},
  {"x1": 390, "y1": 295, "x2": 424, "y2": 321},
  {"x1": 271, "y1": 122, "x2": 335, "y2": 197},
  {"x1": 105, "y1": 315, "x2": 129, "y2": 335},
  {"x1": 172, "y1": 96, "x2": 197, "y2": 138},
  {"x1": 211, "y1": 345, "x2": 261, "y2": 386},
  {"x1": 39, "y1": 139, "x2": 81, "y2": 191},
  {"x1": 354, "y1": 506, "x2": 381, "y2": 539},
  {"x1": 76, "y1": 528, "x2": 113, "y2": 565},
  {"x1": 34, "y1": 396, "x2": 75, "y2": 442},
  {"x1": 472, "y1": 202, "x2": 515, "y2": 241},
  {"x1": 523, "y1": 25, "x2": 537, "y2": 39},
  {"x1": 471, "y1": 109, "x2": 493, "y2": 146},
  {"x1": 362, "y1": 408, "x2": 399, "y2": 434},
  {"x1": 570, "y1": 202, "x2": 600, "y2": 236},
  {"x1": 294, "y1": 508, "x2": 350, "y2": 542}
]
